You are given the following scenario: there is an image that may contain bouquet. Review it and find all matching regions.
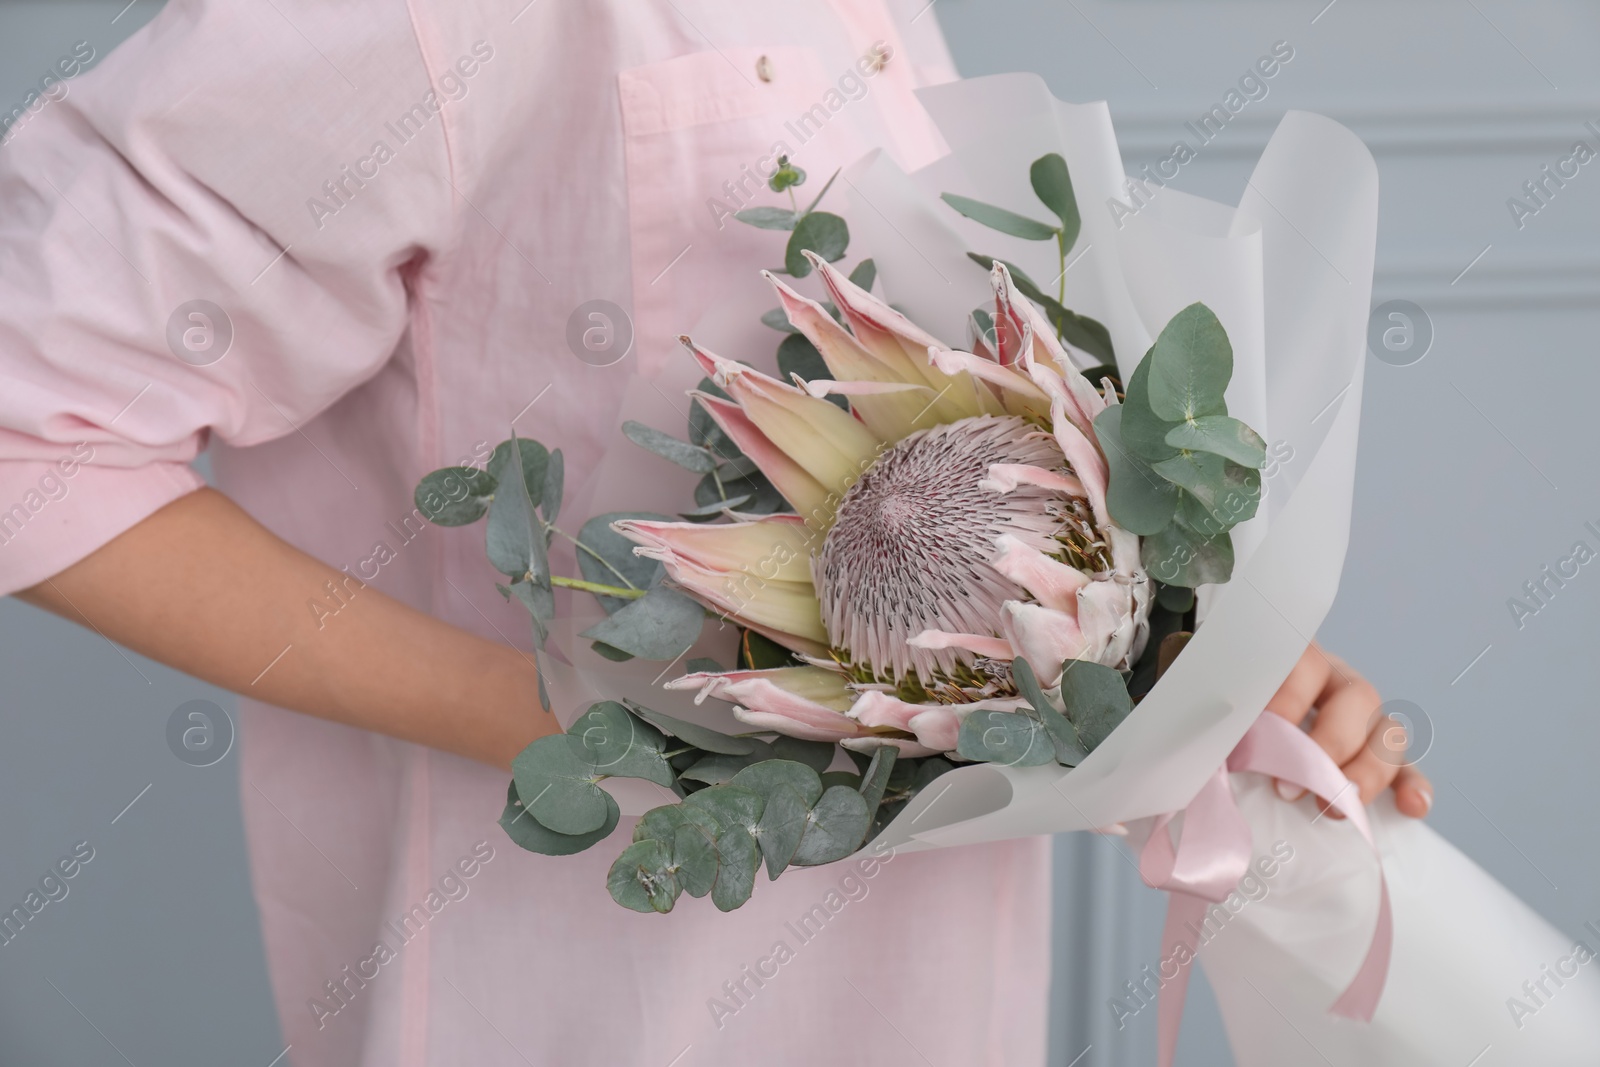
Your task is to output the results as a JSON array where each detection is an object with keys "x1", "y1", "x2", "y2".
[{"x1": 417, "y1": 75, "x2": 1600, "y2": 1065}]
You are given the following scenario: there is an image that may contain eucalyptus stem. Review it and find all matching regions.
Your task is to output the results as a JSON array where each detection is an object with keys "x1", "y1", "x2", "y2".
[
  {"x1": 1056, "y1": 230, "x2": 1067, "y2": 307},
  {"x1": 550, "y1": 576, "x2": 647, "y2": 600},
  {"x1": 547, "y1": 523, "x2": 638, "y2": 590}
]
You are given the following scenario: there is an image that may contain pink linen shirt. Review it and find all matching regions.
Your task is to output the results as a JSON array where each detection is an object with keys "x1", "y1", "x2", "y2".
[{"x1": 0, "y1": 2, "x2": 1051, "y2": 1064}]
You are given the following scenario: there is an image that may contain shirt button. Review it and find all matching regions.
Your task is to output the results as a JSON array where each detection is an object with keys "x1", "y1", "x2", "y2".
[{"x1": 756, "y1": 55, "x2": 774, "y2": 82}]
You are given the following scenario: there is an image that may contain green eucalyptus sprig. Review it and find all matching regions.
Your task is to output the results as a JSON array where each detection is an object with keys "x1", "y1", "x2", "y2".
[
  {"x1": 942, "y1": 153, "x2": 1117, "y2": 365},
  {"x1": 499, "y1": 693, "x2": 954, "y2": 913},
  {"x1": 414, "y1": 434, "x2": 708, "y2": 664},
  {"x1": 1094, "y1": 303, "x2": 1267, "y2": 587},
  {"x1": 734, "y1": 161, "x2": 851, "y2": 279}
]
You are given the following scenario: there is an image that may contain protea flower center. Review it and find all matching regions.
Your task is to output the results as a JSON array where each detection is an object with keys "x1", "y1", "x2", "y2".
[{"x1": 815, "y1": 414, "x2": 1109, "y2": 692}]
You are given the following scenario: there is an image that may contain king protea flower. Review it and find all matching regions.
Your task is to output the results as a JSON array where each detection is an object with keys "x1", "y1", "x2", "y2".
[{"x1": 616, "y1": 254, "x2": 1151, "y2": 758}]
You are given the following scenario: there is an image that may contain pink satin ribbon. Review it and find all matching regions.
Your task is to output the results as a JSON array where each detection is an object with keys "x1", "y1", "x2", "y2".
[{"x1": 1138, "y1": 711, "x2": 1394, "y2": 1067}]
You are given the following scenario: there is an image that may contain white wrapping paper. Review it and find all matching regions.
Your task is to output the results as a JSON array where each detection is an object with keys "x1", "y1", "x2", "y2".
[{"x1": 844, "y1": 74, "x2": 1600, "y2": 1064}]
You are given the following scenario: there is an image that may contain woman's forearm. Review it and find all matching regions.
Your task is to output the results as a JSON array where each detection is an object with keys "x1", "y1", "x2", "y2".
[{"x1": 16, "y1": 487, "x2": 553, "y2": 770}]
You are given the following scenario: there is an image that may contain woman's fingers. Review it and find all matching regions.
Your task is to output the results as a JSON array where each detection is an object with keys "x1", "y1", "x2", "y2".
[
  {"x1": 1339, "y1": 716, "x2": 1406, "y2": 806},
  {"x1": 1267, "y1": 644, "x2": 1432, "y2": 820},
  {"x1": 1392, "y1": 763, "x2": 1434, "y2": 818},
  {"x1": 1306, "y1": 666, "x2": 1382, "y2": 770},
  {"x1": 1265, "y1": 646, "x2": 1333, "y2": 801},
  {"x1": 1266, "y1": 646, "x2": 1333, "y2": 728}
]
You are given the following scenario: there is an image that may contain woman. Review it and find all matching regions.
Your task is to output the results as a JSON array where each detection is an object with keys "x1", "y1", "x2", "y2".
[{"x1": 0, "y1": 2, "x2": 1431, "y2": 1064}]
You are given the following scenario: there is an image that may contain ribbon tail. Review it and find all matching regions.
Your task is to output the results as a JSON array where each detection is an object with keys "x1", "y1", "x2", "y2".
[
  {"x1": 1156, "y1": 893, "x2": 1206, "y2": 1067},
  {"x1": 1330, "y1": 882, "x2": 1393, "y2": 1018}
]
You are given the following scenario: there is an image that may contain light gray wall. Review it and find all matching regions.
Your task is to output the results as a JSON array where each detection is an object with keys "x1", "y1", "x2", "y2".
[{"x1": 2, "y1": 2, "x2": 1597, "y2": 1065}]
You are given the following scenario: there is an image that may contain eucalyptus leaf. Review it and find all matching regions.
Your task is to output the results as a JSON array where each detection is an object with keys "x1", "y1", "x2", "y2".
[
  {"x1": 761, "y1": 307, "x2": 799, "y2": 333},
  {"x1": 956, "y1": 710, "x2": 1055, "y2": 767},
  {"x1": 1119, "y1": 355, "x2": 1182, "y2": 464},
  {"x1": 694, "y1": 469, "x2": 788, "y2": 515},
  {"x1": 633, "y1": 802, "x2": 721, "y2": 845},
  {"x1": 569, "y1": 701, "x2": 673, "y2": 787},
  {"x1": 607, "y1": 839, "x2": 680, "y2": 914},
  {"x1": 1095, "y1": 406, "x2": 1180, "y2": 536},
  {"x1": 965, "y1": 252, "x2": 1043, "y2": 293},
  {"x1": 971, "y1": 307, "x2": 998, "y2": 346},
  {"x1": 711, "y1": 827, "x2": 761, "y2": 911},
  {"x1": 590, "y1": 640, "x2": 633, "y2": 662},
  {"x1": 628, "y1": 704, "x2": 758, "y2": 756},
  {"x1": 680, "y1": 740, "x2": 777, "y2": 786},
  {"x1": 1010, "y1": 656, "x2": 1054, "y2": 717},
  {"x1": 541, "y1": 449, "x2": 564, "y2": 524},
  {"x1": 735, "y1": 206, "x2": 798, "y2": 231},
  {"x1": 1056, "y1": 310, "x2": 1116, "y2": 364},
  {"x1": 911, "y1": 757, "x2": 956, "y2": 793},
  {"x1": 485, "y1": 436, "x2": 542, "y2": 580},
  {"x1": 769, "y1": 737, "x2": 836, "y2": 775},
  {"x1": 685, "y1": 784, "x2": 766, "y2": 836},
  {"x1": 1029, "y1": 153, "x2": 1081, "y2": 249},
  {"x1": 729, "y1": 758, "x2": 824, "y2": 806},
  {"x1": 499, "y1": 580, "x2": 554, "y2": 644},
  {"x1": 1142, "y1": 523, "x2": 1235, "y2": 588},
  {"x1": 819, "y1": 770, "x2": 862, "y2": 791},
  {"x1": 487, "y1": 438, "x2": 549, "y2": 508},
  {"x1": 856, "y1": 746, "x2": 897, "y2": 815},
  {"x1": 1011, "y1": 658, "x2": 1088, "y2": 765},
  {"x1": 576, "y1": 511, "x2": 667, "y2": 614},
  {"x1": 1145, "y1": 303, "x2": 1233, "y2": 422},
  {"x1": 580, "y1": 586, "x2": 705, "y2": 661},
  {"x1": 776, "y1": 333, "x2": 832, "y2": 384},
  {"x1": 791, "y1": 785, "x2": 872, "y2": 866},
  {"x1": 785, "y1": 212, "x2": 849, "y2": 277},
  {"x1": 1058, "y1": 660, "x2": 1134, "y2": 753},
  {"x1": 685, "y1": 657, "x2": 724, "y2": 675},
  {"x1": 672, "y1": 822, "x2": 720, "y2": 898},
  {"x1": 510, "y1": 734, "x2": 610, "y2": 835},
  {"x1": 499, "y1": 779, "x2": 618, "y2": 856},
  {"x1": 678, "y1": 495, "x2": 754, "y2": 521},
  {"x1": 777, "y1": 335, "x2": 846, "y2": 410},
  {"x1": 623, "y1": 420, "x2": 719, "y2": 474},
  {"x1": 941, "y1": 192, "x2": 1057, "y2": 240},
  {"x1": 753, "y1": 783, "x2": 809, "y2": 879},
  {"x1": 414, "y1": 466, "x2": 496, "y2": 526},
  {"x1": 1153, "y1": 452, "x2": 1260, "y2": 532},
  {"x1": 1164, "y1": 415, "x2": 1268, "y2": 469},
  {"x1": 847, "y1": 258, "x2": 877, "y2": 291},
  {"x1": 718, "y1": 454, "x2": 764, "y2": 478}
]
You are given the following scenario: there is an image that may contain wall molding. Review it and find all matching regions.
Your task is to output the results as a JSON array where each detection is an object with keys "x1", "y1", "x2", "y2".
[
  {"x1": 1373, "y1": 248, "x2": 1600, "y2": 308},
  {"x1": 1112, "y1": 102, "x2": 1600, "y2": 159}
]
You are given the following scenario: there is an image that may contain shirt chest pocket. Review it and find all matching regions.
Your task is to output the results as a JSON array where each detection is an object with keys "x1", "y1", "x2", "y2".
[{"x1": 617, "y1": 44, "x2": 891, "y2": 377}]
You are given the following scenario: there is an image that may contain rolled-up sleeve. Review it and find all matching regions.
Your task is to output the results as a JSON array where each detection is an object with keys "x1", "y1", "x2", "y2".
[{"x1": 0, "y1": 0, "x2": 456, "y2": 593}]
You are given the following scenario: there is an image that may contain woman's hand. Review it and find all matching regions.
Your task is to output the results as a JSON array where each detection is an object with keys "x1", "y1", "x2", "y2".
[{"x1": 1266, "y1": 644, "x2": 1433, "y2": 819}]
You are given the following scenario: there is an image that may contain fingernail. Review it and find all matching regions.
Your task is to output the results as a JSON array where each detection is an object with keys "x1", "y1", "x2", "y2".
[
  {"x1": 1414, "y1": 786, "x2": 1433, "y2": 815},
  {"x1": 1275, "y1": 780, "x2": 1304, "y2": 802},
  {"x1": 1095, "y1": 822, "x2": 1129, "y2": 837}
]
